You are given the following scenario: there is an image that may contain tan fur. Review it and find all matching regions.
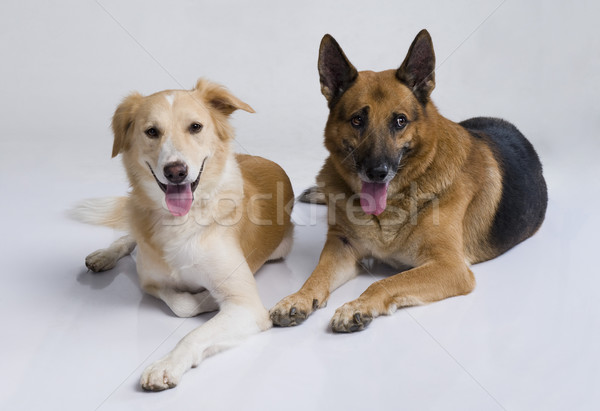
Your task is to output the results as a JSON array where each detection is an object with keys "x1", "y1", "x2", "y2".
[
  {"x1": 79, "y1": 78, "x2": 293, "y2": 390},
  {"x1": 111, "y1": 80, "x2": 293, "y2": 273},
  {"x1": 111, "y1": 92, "x2": 143, "y2": 158},
  {"x1": 270, "y1": 32, "x2": 505, "y2": 332},
  {"x1": 236, "y1": 154, "x2": 294, "y2": 272}
]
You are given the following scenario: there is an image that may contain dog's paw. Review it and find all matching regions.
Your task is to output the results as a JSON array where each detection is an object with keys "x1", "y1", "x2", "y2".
[
  {"x1": 298, "y1": 186, "x2": 326, "y2": 204},
  {"x1": 330, "y1": 301, "x2": 374, "y2": 333},
  {"x1": 140, "y1": 357, "x2": 184, "y2": 391},
  {"x1": 270, "y1": 292, "x2": 325, "y2": 327},
  {"x1": 85, "y1": 249, "x2": 118, "y2": 272}
]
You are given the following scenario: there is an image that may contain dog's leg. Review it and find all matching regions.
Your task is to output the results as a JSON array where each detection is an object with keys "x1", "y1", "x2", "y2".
[
  {"x1": 140, "y1": 264, "x2": 270, "y2": 391},
  {"x1": 330, "y1": 260, "x2": 476, "y2": 332},
  {"x1": 155, "y1": 289, "x2": 218, "y2": 318},
  {"x1": 85, "y1": 235, "x2": 136, "y2": 272},
  {"x1": 298, "y1": 185, "x2": 326, "y2": 204},
  {"x1": 135, "y1": 243, "x2": 219, "y2": 317},
  {"x1": 270, "y1": 234, "x2": 359, "y2": 326}
]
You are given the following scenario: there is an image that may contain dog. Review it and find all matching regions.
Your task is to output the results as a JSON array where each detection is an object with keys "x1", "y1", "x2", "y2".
[
  {"x1": 270, "y1": 29, "x2": 547, "y2": 332},
  {"x1": 74, "y1": 79, "x2": 294, "y2": 390}
]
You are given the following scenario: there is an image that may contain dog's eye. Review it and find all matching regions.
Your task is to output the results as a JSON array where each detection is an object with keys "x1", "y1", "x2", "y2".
[
  {"x1": 394, "y1": 115, "x2": 408, "y2": 130},
  {"x1": 145, "y1": 127, "x2": 159, "y2": 138},
  {"x1": 350, "y1": 115, "x2": 363, "y2": 128},
  {"x1": 189, "y1": 123, "x2": 203, "y2": 134}
]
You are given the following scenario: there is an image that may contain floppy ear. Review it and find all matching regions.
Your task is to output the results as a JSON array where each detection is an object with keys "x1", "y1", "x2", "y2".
[
  {"x1": 195, "y1": 79, "x2": 254, "y2": 116},
  {"x1": 318, "y1": 34, "x2": 358, "y2": 107},
  {"x1": 111, "y1": 92, "x2": 143, "y2": 158},
  {"x1": 396, "y1": 29, "x2": 436, "y2": 105}
]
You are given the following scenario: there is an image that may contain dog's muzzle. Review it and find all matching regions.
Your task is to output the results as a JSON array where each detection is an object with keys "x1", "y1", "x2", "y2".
[{"x1": 146, "y1": 158, "x2": 207, "y2": 216}]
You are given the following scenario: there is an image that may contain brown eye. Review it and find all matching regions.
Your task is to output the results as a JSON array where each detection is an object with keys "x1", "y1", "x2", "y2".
[
  {"x1": 145, "y1": 127, "x2": 159, "y2": 138},
  {"x1": 189, "y1": 122, "x2": 203, "y2": 134},
  {"x1": 351, "y1": 115, "x2": 363, "y2": 128},
  {"x1": 394, "y1": 114, "x2": 408, "y2": 129}
]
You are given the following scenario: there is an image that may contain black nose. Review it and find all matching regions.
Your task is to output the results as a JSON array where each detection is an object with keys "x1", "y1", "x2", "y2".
[
  {"x1": 365, "y1": 164, "x2": 389, "y2": 182},
  {"x1": 163, "y1": 162, "x2": 188, "y2": 184}
]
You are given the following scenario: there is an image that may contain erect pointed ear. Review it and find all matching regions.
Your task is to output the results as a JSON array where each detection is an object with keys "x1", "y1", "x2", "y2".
[
  {"x1": 396, "y1": 29, "x2": 436, "y2": 105},
  {"x1": 111, "y1": 92, "x2": 143, "y2": 158},
  {"x1": 318, "y1": 34, "x2": 358, "y2": 107},
  {"x1": 195, "y1": 78, "x2": 255, "y2": 116}
]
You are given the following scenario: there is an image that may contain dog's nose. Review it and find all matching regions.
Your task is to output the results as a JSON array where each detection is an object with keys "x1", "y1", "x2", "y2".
[
  {"x1": 163, "y1": 162, "x2": 188, "y2": 184},
  {"x1": 365, "y1": 164, "x2": 389, "y2": 182}
]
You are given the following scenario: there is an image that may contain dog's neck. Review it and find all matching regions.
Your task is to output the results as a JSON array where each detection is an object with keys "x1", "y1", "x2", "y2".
[{"x1": 189, "y1": 152, "x2": 244, "y2": 220}]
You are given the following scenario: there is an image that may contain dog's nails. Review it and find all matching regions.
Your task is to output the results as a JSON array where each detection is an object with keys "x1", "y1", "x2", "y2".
[
  {"x1": 353, "y1": 313, "x2": 361, "y2": 324},
  {"x1": 312, "y1": 299, "x2": 319, "y2": 310},
  {"x1": 290, "y1": 307, "x2": 297, "y2": 316}
]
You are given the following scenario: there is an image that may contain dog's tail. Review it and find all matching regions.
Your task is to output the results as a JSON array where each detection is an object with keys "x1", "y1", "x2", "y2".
[
  {"x1": 297, "y1": 186, "x2": 327, "y2": 205},
  {"x1": 69, "y1": 196, "x2": 129, "y2": 231}
]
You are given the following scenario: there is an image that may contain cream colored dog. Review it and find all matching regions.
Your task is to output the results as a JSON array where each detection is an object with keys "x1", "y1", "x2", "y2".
[{"x1": 74, "y1": 79, "x2": 294, "y2": 390}]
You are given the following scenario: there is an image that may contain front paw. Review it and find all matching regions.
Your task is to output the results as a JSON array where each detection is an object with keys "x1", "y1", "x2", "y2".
[
  {"x1": 140, "y1": 357, "x2": 184, "y2": 391},
  {"x1": 330, "y1": 301, "x2": 374, "y2": 333},
  {"x1": 270, "y1": 292, "x2": 325, "y2": 327}
]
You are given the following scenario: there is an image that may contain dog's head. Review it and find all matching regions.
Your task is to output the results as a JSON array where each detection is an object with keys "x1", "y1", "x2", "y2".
[
  {"x1": 111, "y1": 79, "x2": 254, "y2": 216},
  {"x1": 318, "y1": 30, "x2": 436, "y2": 215}
]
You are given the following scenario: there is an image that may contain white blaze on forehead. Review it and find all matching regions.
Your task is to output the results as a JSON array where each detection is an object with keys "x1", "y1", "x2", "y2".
[{"x1": 165, "y1": 93, "x2": 175, "y2": 107}]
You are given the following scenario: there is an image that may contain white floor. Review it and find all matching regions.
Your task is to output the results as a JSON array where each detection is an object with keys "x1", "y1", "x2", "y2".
[{"x1": 1, "y1": 1, "x2": 599, "y2": 410}]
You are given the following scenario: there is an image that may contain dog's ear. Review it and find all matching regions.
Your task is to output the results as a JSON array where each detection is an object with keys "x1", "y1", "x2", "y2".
[
  {"x1": 318, "y1": 34, "x2": 358, "y2": 107},
  {"x1": 111, "y1": 92, "x2": 143, "y2": 158},
  {"x1": 396, "y1": 29, "x2": 436, "y2": 104},
  {"x1": 195, "y1": 79, "x2": 255, "y2": 116}
]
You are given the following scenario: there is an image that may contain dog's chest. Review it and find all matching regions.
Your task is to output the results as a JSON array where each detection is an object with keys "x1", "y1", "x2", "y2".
[
  {"x1": 344, "y1": 203, "x2": 418, "y2": 264},
  {"x1": 360, "y1": 221, "x2": 413, "y2": 259},
  {"x1": 155, "y1": 220, "x2": 237, "y2": 288}
]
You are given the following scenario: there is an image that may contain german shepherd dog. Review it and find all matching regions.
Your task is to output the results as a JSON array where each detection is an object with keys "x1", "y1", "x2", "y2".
[{"x1": 270, "y1": 30, "x2": 547, "y2": 332}]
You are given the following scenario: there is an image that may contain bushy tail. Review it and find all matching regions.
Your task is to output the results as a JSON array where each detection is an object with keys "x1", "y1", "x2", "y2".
[{"x1": 69, "y1": 196, "x2": 129, "y2": 230}]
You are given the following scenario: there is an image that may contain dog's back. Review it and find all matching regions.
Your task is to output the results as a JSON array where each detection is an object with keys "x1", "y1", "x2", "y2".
[
  {"x1": 461, "y1": 117, "x2": 547, "y2": 259},
  {"x1": 236, "y1": 154, "x2": 294, "y2": 272}
]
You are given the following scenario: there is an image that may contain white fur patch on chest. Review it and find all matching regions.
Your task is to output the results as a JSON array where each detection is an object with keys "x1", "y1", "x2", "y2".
[{"x1": 160, "y1": 222, "x2": 241, "y2": 288}]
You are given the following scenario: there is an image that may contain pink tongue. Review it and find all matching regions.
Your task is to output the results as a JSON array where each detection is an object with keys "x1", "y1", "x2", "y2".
[
  {"x1": 360, "y1": 182, "x2": 389, "y2": 215},
  {"x1": 165, "y1": 184, "x2": 193, "y2": 216}
]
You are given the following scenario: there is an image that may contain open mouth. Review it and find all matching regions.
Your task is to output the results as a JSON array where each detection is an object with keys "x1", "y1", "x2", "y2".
[
  {"x1": 146, "y1": 157, "x2": 207, "y2": 216},
  {"x1": 360, "y1": 181, "x2": 389, "y2": 216},
  {"x1": 359, "y1": 168, "x2": 399, "y2": 216},
  {"x1": 358, "y1": 151, "x2": 405, "y2": 216}
]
